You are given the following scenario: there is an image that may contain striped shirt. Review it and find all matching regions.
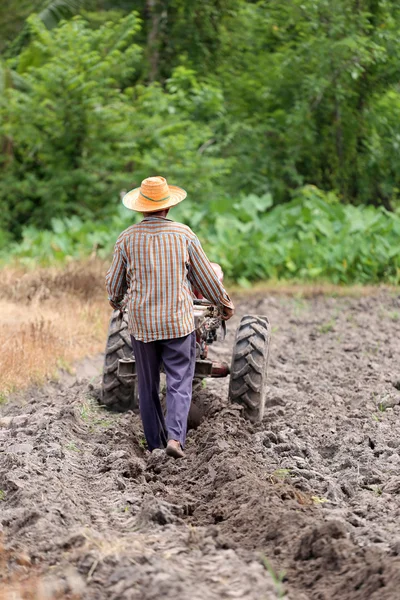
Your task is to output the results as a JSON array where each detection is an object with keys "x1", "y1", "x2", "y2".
[{"x1": 105, "y1": 216, "x2": 234, "y2": 342}]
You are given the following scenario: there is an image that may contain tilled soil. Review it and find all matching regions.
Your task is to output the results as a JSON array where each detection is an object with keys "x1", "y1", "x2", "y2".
[{"x1": 1, "y1": 291, "x2": 400, "y2": 599}]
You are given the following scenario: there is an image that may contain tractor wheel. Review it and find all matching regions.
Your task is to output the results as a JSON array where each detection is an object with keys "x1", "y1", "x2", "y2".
[
  {"x1": 229, "y1": 315, "x2": 271, "y2": 422},
  {"x1": 101, "y1": 310, "x2": 138, "y2": 412}
]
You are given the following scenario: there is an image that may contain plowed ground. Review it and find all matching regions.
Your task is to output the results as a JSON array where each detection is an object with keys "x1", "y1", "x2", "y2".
[{"x1": 1, "y1": 291, "x2": 400, "y2": 600}]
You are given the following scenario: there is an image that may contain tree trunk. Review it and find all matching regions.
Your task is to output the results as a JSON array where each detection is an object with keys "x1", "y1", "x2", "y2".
[
  {"x1": 334, "y1": 96, "x2": 345, "y2": 197},
  {"x1": 146, "y1": 0, "x2": 162, "y2": 82}
]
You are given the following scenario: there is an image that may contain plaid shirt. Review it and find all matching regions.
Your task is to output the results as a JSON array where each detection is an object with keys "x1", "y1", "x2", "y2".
[{"x1": 106, "y1": 216, "x2": 234, "y2": 342}]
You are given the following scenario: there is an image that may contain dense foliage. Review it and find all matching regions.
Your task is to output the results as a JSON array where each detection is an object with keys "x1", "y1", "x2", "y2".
[
  {"x1": 1, "y1": 0, "x2": 400, "y2": 283},
  {"x1": 4, "y1": 187, "x2": 400, "y2": 285}
]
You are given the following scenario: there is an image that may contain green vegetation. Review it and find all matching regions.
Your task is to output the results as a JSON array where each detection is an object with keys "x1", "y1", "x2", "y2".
[
  {"x1": 65, "y1": 441, "x2": 81, "y2": 452},
  {"x1": 270, "y1": 468, "x2": 292, "y2": 482},
  {"x1": 261, "y1": 556, "x2": 286, "y2": 599},
  {"x1": 1, "y1": 1, "x2": 400, "y2": 284},
  {"x1": 311, "y1": 496, "x2": 330, "y2": 504},
  {"x1": 80, "y1": 395, "x2": 115, "y2": 429},
  {"x1": 318, "y1": 319, "x2": 336, "y2": 334},
  {"x1": 4, "y1": 186, "x2": 400, "y2": 284}
]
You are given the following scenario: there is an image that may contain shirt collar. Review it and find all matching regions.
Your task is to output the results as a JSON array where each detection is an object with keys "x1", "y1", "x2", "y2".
[{"x1": 142, "y1": 216, "x2": 173, "y2": 222}]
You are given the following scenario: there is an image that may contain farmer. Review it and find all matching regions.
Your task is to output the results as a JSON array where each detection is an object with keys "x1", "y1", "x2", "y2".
[{"x1": 106, "y1": 176, "x2": 234, "y2": 459}]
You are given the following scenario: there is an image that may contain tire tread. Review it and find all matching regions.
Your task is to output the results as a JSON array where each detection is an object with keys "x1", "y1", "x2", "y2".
[
  {"x1": 101, "y1": 311, "x2": 138, "y2": 412},
  {"x1": 228, "y1": 314, "x2": 270, "y2": 422}
]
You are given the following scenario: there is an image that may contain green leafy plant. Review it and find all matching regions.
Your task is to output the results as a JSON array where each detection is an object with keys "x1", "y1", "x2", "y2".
[{"x1": 3, "y1": 185, "x2": 400, "y2": 285}]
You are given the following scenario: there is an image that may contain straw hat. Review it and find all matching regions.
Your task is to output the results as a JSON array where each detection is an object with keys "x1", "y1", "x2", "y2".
[{"x1": 122, "y1": 176, "x2": 187, "y2": 212}]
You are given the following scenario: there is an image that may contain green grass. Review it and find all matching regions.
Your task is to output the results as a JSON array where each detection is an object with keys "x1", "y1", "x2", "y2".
[
  {"x1": 292, "y1": 296, "x2": 308, "y2": 315},
  {"x1": 318, "y1": 319, "x2": 336, "y2": 334},
  {"x1": 377, "y1": 394, "x2": 394, "y2": 412},
  {"x1": 79, "y1": 396, "x2": 116, "y2": 430},
  {"x1": 261, "y1": 556, "x2": 286, "y2": 598},
  {"x1": 270, "y1": 468, "x2": 292, "y2": 481},
  {"x1": 65, "y1": 441, "x2": 81, "y2": 452},
  {"x1": 311, "y1": 495, "x2": 330, "y2": 504}
]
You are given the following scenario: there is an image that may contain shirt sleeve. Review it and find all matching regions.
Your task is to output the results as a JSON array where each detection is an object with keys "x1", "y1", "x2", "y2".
[
  {"x1": 106, "y1": 242, "x2": 128, "y2": 310},
  {"x1": 188, "y1": 236, "x2": 234, "y2": 309}
]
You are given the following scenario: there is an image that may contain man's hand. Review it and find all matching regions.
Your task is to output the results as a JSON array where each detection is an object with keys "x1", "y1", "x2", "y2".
[{"x1": 221, "y1": 306, "x2": 235, "y2": 321}]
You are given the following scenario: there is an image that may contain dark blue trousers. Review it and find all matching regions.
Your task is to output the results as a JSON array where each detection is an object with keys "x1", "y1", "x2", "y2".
[{"x1": 131, "y1": 331, "x2": 196, "y2": 451}]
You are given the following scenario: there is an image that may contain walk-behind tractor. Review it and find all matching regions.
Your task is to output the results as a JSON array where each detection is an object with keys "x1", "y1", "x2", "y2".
[{"x1": 101, "y1": 266, "x2": 271, "y2": 423}]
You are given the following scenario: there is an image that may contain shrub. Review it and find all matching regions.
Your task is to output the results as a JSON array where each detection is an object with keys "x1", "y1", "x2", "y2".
[{"x1": 3, "y1": 186, "x2": 400, "y2": 285}]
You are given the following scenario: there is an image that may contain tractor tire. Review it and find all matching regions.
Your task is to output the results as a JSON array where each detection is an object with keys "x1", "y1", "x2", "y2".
[
  {"x1": 101, "y1": 310, "x2": 138, "y2": 412},
  {"x1": 229, "y1": 315, "x2": 271, "y2": 422}
]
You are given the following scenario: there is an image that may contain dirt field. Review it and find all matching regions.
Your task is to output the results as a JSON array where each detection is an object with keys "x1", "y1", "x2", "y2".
[{"x1": 1, "y1": 290, "x2": 400, "y2": 599}]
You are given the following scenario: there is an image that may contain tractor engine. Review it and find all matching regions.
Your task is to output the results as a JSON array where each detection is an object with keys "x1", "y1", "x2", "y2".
[
  {"x1": 193, "y1": 303, "x2": 223, "y2": 359},
  {"x1": 192, "y1": 262, "x2": 225, "y2": 360}
]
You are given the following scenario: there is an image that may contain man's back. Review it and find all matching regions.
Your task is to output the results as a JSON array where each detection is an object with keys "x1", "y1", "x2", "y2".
[{"x1": 106, "y1": 216, "x2": 232, "y2": 342}]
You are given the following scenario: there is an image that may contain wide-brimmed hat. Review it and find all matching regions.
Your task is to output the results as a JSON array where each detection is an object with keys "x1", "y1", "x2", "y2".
[{"x1": 122, "y1": 176, "x2": 187, "y2": 212}]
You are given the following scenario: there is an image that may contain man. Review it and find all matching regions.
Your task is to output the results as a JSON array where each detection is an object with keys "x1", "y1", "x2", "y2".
[{"x1": 106, "y1": 176, "x2": 234, "y2": 459}]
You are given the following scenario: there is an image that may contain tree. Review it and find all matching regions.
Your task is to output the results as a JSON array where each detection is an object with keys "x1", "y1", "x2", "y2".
[
  {"x1": 0, "y1": 14, "x2": 229, "y2": 235},
  {"x1": 0, "y1": 0, "x2": 87, "y2": 54},
  {"x1": 217, "y1": 0, "x2": 400, "y2": 207}
]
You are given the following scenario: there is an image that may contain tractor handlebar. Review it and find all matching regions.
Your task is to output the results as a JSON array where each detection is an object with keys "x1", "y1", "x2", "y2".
[{"x1": 193, "y1": 298, "x2": 214, "y2": 306}]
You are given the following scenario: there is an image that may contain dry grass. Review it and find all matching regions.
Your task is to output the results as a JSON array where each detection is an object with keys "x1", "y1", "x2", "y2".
[
  {"x1": 0, "y1": 298, "x2": 109, "y2": 396},
  {"x1": 0, "y1": 259, "x2": 106, "y2": 304},
  {"x1": 230, "y1": 279, "x2": 398, "y2": 299},
  {"x1": 0, "y1": 260, "x2": 110, "y2": 398}
]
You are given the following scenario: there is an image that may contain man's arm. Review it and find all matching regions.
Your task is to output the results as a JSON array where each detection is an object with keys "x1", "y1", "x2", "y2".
[
  {"x1": 106, "y1": 243, "x2": 128, "y2": 311},
  {"x1": 188, "y1": 236, "x2": 234, "y2": 315}
]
